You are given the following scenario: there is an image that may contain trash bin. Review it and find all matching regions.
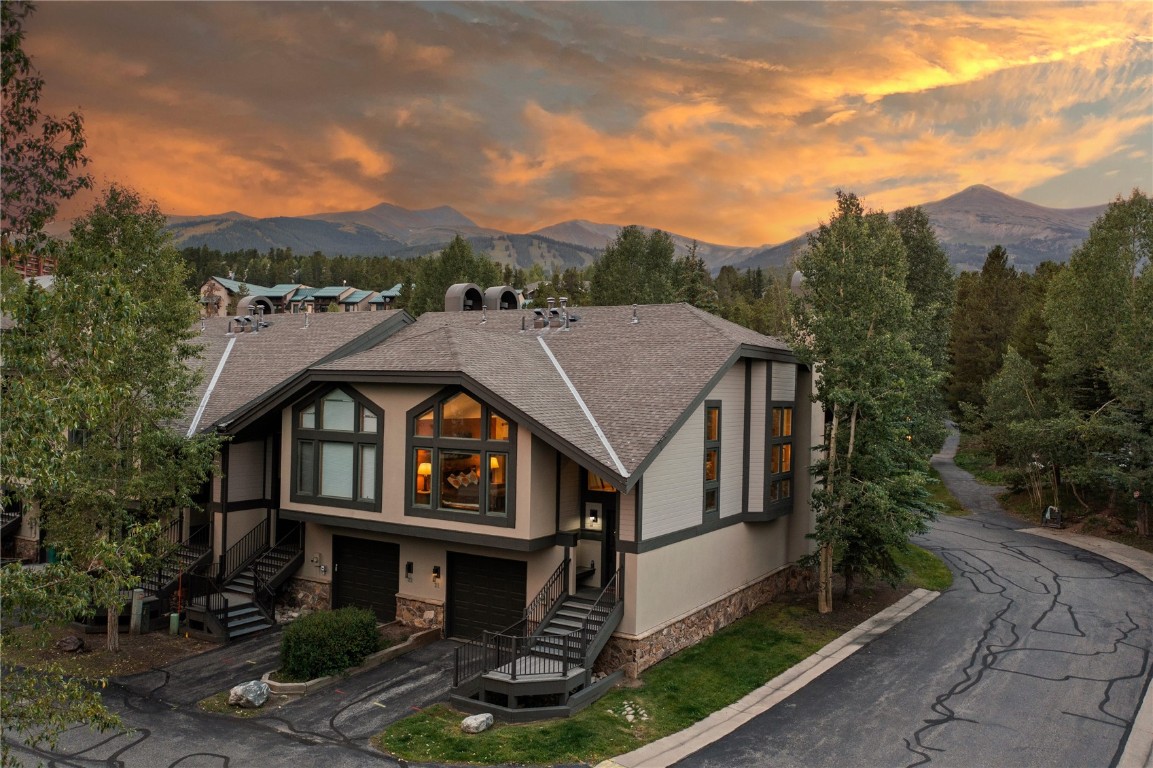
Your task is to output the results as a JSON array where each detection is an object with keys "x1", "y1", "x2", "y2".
[{"x1": 46, "y1": 546, "x2": 57, "y2": 564}]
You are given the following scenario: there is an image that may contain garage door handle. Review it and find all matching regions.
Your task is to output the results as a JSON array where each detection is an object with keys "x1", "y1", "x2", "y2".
[{"x1": 333, "y1": 564, "x2": 339, "y2": 572}]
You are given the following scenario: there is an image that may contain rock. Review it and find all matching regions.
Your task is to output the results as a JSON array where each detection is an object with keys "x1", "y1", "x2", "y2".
[
  {"x1": 228, "y1": 680, "x2": 270, "y2": 708},
  {"x1": 55, "y1": 634, "x2": 84, "y2": 653},
  {"x1": 460, "y1": 713, "x2": 494, "y2": 733}
]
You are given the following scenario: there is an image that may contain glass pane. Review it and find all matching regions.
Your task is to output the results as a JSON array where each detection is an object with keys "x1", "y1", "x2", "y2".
[
  {"x1": 359, "y1": 445, "x2": 376, "y2": 501},
  {"x1": 705, "y1": 448, "x2": 718, "y2": 482},
  {"x1": 300, "y1": 405, "x2": 315, "y2": 430},
  {"x1": 706, "y1": 407, "x2": 719, "y2": 442},
  {"x1": 488, "y1": 453, "x2": 507, "y2": 516},
  {"x1": 321, "y1": 391, "x2": 355, "y2": 431},
  {"x1": 490, "y1": 412, "x2": 510, "y2": 441},
  {"x1": 705, "y1": 487, "x2": 718, "y2": 513},
  {"x1": 780, "y1": 478, "x2": 792, "y2": 499},
  {"x1": 414, "y1": 407, "x2": 434, "y2": 437},
  {"x1": 442, "y1": 393, "x2": 482, "y2": 439},
  {"x1": 439, "y1": 451, "x2": 480, "y2": 511},
  {"x1": 772, "y1": 408, "x2": 782, "y2": 437},
  {"x1": 770, "y1": 480, "x2": 780, "y2": 502},
  {"x1": 781, "y1": 443, "x2": 792, "y2": 473},
  {"x1": 414, "y1": 448, "x2": 432, "y2": 505},
  {"x1": 297, "y1": 441, "x2": 314, "y2": 494},
  {"x1": 781, "y1": 408, "x2": 793, "y2": 437},
  {"x1": 320, "y1": 442, "x2": 354, "y2": 498},
  {"x1": 588, "y1": 472, "x2": 613, "y2": 491},
  {"x1": 771, "y1": 445, "x2": 780, "y2": 475},
  {"x1": 361, "y1": 409, "x2": 378, "y2": 434}
]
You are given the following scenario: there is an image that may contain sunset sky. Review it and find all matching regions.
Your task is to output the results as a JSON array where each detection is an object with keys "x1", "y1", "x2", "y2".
[{"x1": 24, "y1": 1, "x2": 1153, "y2": 247}]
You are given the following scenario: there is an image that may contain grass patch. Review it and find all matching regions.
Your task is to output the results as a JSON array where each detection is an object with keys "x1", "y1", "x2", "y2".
[
  {"x1": 952, "y1": 436, "x2": 1013, "y2": 485},
  {"x1": 377, "y1": 545, "x2": 950, "y2": 765},
  {"x1": 196, "y1": 689, "x2": 295, "y2": 718},
  {"x1": 927, "y1": 467, "x2": 968, "y2": 517},
  {"x1": 895, "y1": 544, "x2": 953, "y2": 592}
]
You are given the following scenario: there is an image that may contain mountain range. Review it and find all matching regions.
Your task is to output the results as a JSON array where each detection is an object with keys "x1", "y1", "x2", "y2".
[{"x1": 165, "y1": 185, "x2": 1109, "y2": 274}]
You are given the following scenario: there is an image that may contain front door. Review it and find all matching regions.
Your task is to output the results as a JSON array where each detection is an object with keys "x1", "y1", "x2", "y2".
[{"x1": 599, "y1": 497, "x2": 617, "y2": 588}]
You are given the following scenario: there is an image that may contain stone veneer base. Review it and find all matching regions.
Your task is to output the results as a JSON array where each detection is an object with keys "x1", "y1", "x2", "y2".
[
  {"x1": 13, "y1": 537, "x2": 39, "y2": 562},
  {"x1": 278, "y1": 577, "x2": 331, "y2": 614},
  {"x1": 395, "y1": 595, "x2": 444, "y2": 629},
  {"x1": 596, "y1": 564, "x2": 814, "y2": 679}
]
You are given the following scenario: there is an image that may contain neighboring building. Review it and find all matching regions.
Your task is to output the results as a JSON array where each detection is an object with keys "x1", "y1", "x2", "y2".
[
  {"x1": 199, "y1": 276, "x2": 275, "y2": 317},
  {"x1": 369, "y1": 283, "x2": 404, "y2": 311},
  {"x1": 179, "y1": 290, "x2": 819, "y2": 718},
  {"x1": 340, "y1": 289, "x2": 378, "y2": 312}
]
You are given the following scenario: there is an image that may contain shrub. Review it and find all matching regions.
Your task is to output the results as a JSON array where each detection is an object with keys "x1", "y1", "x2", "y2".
[{"x1": 280, "y1": 607, "x2": 380, "y2": 680}]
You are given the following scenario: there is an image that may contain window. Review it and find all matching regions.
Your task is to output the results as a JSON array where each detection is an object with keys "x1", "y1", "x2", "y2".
[
  {"x1": 292, "y1": 387, "x2": 382, "y2": 510},
  {"x1": 407, "y1": 390, "x2": 515, "y2": 524},
  {"x1": 769, "y1": 404, "x2": 793, "y2": 504},
  {"x1": 704, "y1": 401, "x2": 720, "y2": 517}
]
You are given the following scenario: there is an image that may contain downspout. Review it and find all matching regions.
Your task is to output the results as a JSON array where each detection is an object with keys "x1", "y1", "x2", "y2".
[{"x1": 218, "y1": 441, "x2": 229, "y2": 581}]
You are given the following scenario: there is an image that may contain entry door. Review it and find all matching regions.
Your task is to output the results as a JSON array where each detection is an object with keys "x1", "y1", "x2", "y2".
[
  {"x1": 599, "y1": 497, "x2": 618, "y2": 588},
  {"x1": 332, "y1": 536, "x2": 399, "y2": 622}
]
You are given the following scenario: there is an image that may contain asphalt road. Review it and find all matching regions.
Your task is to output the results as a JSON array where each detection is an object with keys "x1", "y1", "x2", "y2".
[{"x1": 675, "y1": 432, "x2": 1153, "y2": 768}]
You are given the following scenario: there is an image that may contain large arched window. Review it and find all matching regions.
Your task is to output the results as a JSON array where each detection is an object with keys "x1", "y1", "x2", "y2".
[
  {"x1": 291, "y1": 387, "x2": 382, "y2": 511},
  {"x1": 407, "y1": 390, "x2": 515, "y2": 526}
]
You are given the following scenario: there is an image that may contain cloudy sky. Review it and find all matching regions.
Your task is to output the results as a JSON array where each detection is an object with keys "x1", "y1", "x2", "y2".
[{"x1": 24, "y1": 1, "x2": 1153, "y2": 247}]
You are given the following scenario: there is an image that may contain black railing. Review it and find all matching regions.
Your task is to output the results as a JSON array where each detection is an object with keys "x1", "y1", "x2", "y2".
[
  {"x1": 525, "y1": 557, "x2": 569, "y2": 636},
  {"x1": 577, "y1": 567, "x2": 621, "y2": 666},
  {"x1": 183, "y1": 571, "x2": 231, "y2": 637},
  {"x1": 454, "y1": 618, "x2": 525, "y2": 688},
  {"x1": 250, "y1": 567, "x2": 276, "y2": 623},
  {"x1": 221, "y1": 518, "x2": 268, "y2": 582}
]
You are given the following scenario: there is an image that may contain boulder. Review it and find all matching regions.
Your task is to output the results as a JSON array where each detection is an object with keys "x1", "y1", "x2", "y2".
[
  {"x1": 55, "y1": 634, "x2": 84, "y2": 653},
  {"x1": 228, "y1": 680, "x2": 270, "y2": 708},
  {"x1": 460, "y1": 713, "x2": 494, "y2": 733}
]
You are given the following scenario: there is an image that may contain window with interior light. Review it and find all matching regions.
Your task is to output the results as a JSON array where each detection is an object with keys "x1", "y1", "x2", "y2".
[
  {"x1": 407, "y1": 390, "x2": 515, "y2": 525},
  {"x1": 769, "y1": 403, "x2": 793, "y2": 505},
  {"x1": 291, "y1": 387, "x2": 382, "y2": 511},
  {"x1": 703, "y1": 401, "x2": 720, "y2": 518}
]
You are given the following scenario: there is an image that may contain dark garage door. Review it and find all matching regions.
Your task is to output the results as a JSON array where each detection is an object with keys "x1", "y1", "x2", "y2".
[
  {"x1": 332, "y1": 536, "x2": 399, "y2": 622},
  {"x1": 447, "y1": 552, "x2": 526, "y2": 639}
]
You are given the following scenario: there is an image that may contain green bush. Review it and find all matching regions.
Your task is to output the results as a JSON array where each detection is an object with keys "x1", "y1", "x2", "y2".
[{"x1": 280, "y1": 607, "x2": 380, "y2": 680}]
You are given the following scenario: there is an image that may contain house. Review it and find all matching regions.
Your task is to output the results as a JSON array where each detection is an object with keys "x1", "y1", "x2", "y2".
[
  {"x1": 198, "y1": 276, "x2": 275, "y2": 317},
  {"x1": 178, "y1": 286, "x2": 819, "y2": 718},
  {"x1": 369, "y1": 282, "x2": 404, "y2": 311},
  {"x1": 340, "y1": 289, "x2": 378, "y2": 312}
]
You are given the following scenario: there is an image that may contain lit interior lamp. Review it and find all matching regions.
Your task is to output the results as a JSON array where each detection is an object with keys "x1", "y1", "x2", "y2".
[
  {"x1": 417, "y1": 462, "x2": 432, "y2": 494},
  {"x1": 489, "y1": 455, "x2": 503, "y2": 484}
]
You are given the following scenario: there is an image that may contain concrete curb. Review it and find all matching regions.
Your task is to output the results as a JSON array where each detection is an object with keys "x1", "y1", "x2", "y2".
[
  {"x1": 1018, "y1": 527, "x2": 1153, "y2": 768},
  {"x1": 597, "y1": 588, "x2": 940, "y2": 768}
]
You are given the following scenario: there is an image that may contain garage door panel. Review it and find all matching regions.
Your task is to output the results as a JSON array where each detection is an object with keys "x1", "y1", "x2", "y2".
[
  {"x1": 447, "y1": 552, "x2": 526, "y2": 640},
  {"x1": 333, "y1": 536, "x2": 398, "y2": 623}
]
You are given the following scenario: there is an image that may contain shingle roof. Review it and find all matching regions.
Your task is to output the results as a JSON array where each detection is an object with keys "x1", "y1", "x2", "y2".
[
  {"x1": 312, "y1": 285, "x2": 353, "y2": 299},
  {"x1": 317, "y1": 303, "x2": 794, "y2": 485},
  {"x1": 259, "y1": 283, "x2": 305, "y2": 298},
  {"x1": 181, "y1": 312, "x2": 407, "y2": 435}
]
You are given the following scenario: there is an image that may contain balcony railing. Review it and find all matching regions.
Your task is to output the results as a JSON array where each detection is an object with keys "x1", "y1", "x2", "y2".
[{"x1": 220, "y1": 518, "x2": 268, "y2": 582}]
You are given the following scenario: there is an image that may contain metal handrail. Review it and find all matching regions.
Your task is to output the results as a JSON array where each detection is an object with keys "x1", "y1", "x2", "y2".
[
  {"x1": 577, "y1": 568, "x2": 621, "y2": 665},
  {"x1": 249, "y1": 566, "x2": 276, "y2": 622},
  {"x1": 221, "y1": 518, "x2": 268, "y2": 582},
  {"x1": 183, "y1": 571, "x2": 231, "y2": 636},
  {"x1": 525, "y1": 557, "x2": 569, "y2": 636}
]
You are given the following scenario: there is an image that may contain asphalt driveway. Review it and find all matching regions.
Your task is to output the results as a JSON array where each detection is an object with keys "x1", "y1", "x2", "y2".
[{"x1": 673, "y1": 431, "x2": 1153, "y2": 768}]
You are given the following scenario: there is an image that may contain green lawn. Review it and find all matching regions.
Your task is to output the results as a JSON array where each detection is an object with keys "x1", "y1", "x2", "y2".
[{"x1": 375, "y1": 545, "x2": 951, "y2": 766}]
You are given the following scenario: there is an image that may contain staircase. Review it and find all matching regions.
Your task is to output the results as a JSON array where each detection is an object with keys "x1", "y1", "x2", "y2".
[
  {"x1": 450, "y1": 562, "x2": 625, "y2": 721},
  {"x1": 0, "y1": 505, "x2": 22, "y2": 542},
  {"x1": 188, "y1": 522, "x2": 303, "y2": 643}
]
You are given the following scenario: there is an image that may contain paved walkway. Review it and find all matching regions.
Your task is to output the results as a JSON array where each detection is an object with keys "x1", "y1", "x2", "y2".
[{"x1": 604, "y1": 429, "x2": 1153, "y2": 768}]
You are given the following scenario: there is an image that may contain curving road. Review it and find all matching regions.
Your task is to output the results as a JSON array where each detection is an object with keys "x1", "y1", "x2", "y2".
[{"x1": 675, "y1": 431, "x2": 1153, "y2": 768}]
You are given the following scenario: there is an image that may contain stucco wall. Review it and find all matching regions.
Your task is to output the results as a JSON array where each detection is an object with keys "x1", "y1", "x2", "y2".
[{"x1": 623, "y1": 516, "x2": 791, "y2": 637}]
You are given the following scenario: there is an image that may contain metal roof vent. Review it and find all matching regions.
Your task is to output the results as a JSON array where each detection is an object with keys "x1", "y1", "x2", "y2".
[
  {"x1": 631, "y1": 304, "x2": 639, "y2": 324},
  {"x1": 483, "y1": 285, "x2": 518, "y2": 311}
]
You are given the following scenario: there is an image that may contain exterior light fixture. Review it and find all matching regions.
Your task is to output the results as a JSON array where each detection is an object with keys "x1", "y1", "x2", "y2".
[{"x1": 405, "y1": 561, "x2": 414, "y2": 581}]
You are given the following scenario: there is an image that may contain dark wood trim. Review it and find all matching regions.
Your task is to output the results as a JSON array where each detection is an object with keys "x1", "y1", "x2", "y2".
[
  {"x1": 279, "y1": 508, "x2": 557, "y2": 552},
  {"x1": 224, "y1": 498, "x2": 271, "y2": 513},
  {"x1": 742, "y1": 362, "x2": 752, "y2": 516},
  {"x1": 616, "y1": 507, "x2": 793, "y2": 554}
]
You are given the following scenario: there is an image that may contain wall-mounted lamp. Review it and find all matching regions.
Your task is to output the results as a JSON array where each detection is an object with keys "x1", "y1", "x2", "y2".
[
  {"x1": 405, "y1": 561, "x2": 414, "y2": 582},
  {"x1": 417, "y1": 462, "x2": 432, "y2": 494},
  {"x1": 585, "y1": 502, "x2": 603, "y2": 531},
  {"x1": 432, "y1": 565, "x2": 441, "y2": 588}
]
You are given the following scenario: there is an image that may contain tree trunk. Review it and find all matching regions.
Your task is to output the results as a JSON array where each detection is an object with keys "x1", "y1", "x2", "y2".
[
  {"x1": 106, "y1": 605, "x2": 120, "y2": 652},
  {"x1": 818, "y1": 542, "x2": 834, "y2": 614}
]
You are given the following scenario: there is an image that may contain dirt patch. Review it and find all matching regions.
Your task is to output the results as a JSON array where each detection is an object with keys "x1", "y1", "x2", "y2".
[
  {"x1": 4, "y1": 624, "x2": 216, "y2": 680},
  {"x1": 379, "y1": 621, "x2": 416, "y2": 647},
  {"x1": 779, "y1": 579, "x2": 916, "y2": 635}
]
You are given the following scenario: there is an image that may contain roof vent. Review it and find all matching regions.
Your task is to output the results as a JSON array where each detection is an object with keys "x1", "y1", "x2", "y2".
[
  {"x1": 445, "y1": 283, "x2": 483, "y2": 312},
  {"x1": 483, "y1": 285, "x2": 518, "y2": 311},
  {"x1": 631, "y1": 304, "x2": 639, "y2": 324},
  {"x1": 559, "y1": 297, "x2": 570, "y2": 331}
]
